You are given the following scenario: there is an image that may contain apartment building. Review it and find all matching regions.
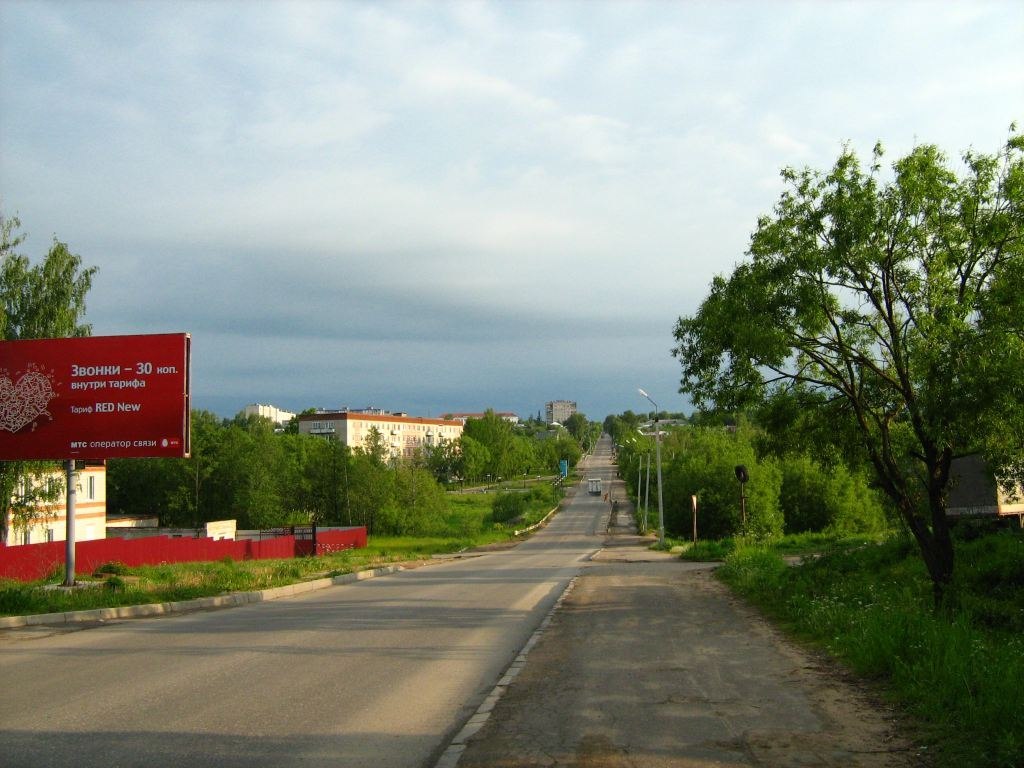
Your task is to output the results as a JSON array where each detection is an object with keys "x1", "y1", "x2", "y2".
[
  {"x1": 444, "y1": 412, "x2": 520, "y2": 425},
  {"x1": 241, "y1": 403, "x2": 297, "y2": 427},
  {"x1": 3, "y1": 461, "x2": 107, "y2": 546},
  {"x1": 297, "y1": 410, "x2": 463, "y2": 460},
  {"x1": 545, "y1": 400, "x2": 577, "y2": 425}
]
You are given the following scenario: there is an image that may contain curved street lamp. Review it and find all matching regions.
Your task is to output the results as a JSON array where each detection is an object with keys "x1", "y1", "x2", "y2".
[{"x1": 638, "y1": 388, "x2": 665, "y2": 546}]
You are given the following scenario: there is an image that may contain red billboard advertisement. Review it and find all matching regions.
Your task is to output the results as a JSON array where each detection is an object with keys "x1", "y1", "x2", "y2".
[{"x1": 0, "y1": 333, "x2": 190, "y2": 460}]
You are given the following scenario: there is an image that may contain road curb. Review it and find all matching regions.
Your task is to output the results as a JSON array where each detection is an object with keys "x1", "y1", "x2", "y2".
[
  {"x1": 512, "y1": 505, "x2": 560, "y2": 537},
  {"x1": 0, "y1": 565, "x2": 404, "y2": 629},
  {"x1": 433, "y1": 572, "x2": 581, "y2": 768}
]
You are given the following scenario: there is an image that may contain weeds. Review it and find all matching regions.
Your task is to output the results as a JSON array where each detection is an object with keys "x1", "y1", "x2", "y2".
[
  {"x1": 678, "y1": 538, "x2": 735, "y2": 561},
  {"x1": 676, "y1": 532, "x2": 880, "y2": 562}
]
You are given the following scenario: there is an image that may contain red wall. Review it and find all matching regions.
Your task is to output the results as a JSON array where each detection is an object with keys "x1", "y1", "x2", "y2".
[{"x1": 0, "y1": 528, "x2": 367, "y2": 583}]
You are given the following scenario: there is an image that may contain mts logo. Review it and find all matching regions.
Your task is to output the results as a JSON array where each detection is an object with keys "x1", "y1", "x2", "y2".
[{"x1": 71, "y1": 442, "x2": 87, "y2": 449}]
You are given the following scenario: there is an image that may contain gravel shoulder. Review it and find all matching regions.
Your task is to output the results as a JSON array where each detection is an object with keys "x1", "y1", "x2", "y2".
[{"x1": 457, "y1": 550, "x2": 923, "y2": 768}]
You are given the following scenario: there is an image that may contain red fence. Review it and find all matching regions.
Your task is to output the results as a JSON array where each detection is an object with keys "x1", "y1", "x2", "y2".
[{"x1": 0, "y1": 527, "x2": 367, "y2": 583}]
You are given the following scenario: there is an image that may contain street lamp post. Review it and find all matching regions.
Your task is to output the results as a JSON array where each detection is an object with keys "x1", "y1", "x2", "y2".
[
  {"x1": 644, "y1": 452, "x2": 651, "y2": 535},
  {"x1": 636, "y1": 460, "x2": 643, "y2": 533},
  {"x1": 631, "y1": 428, "x2": 649, "y2": 535},
  {"x1": 638, "y1": 388, "x2": 665, "y2": 546}
]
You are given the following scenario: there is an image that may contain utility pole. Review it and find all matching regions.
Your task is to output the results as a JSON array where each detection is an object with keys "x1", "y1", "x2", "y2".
[
  {"x1": 638, "y1": 389, "x2": 664, "y2": 547},
  {"x1": 63, "y1": 460, "x2": 77, "y2": 586}
]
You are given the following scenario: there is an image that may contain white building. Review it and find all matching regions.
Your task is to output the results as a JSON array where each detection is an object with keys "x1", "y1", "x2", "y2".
[
  {"x1": 297, "y1": 410, "x2": 463, "y2": 460},
  {"x1": 241, "y1": 403, "x2": 297, "y2": 427},
  {"x1": 3, "y1": 462, "x2": 107, "y2": 546},
  {"x1": 444, "y1": 412, "x2": 520, "y2": 425}
]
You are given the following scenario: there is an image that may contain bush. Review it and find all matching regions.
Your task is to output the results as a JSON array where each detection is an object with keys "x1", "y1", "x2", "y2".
[
  {"x1": 94, "y1": 561, "x2": 128, "y2": 576},
  {"x1": 0, "y1": 585, "x2": 36, "y2": 615},
  {"x1": 527, "y1": 483, "x2": 560, "y2": 510},
  {"x1": 491, "y1": 492, "x2": 527, "y2": 523},
  {"x1": 778, "y1": 455, "x2": 889, "y2": 535},
  {"x1": 661, "y1": 427, "x2": 783, "y2": 540},
  {"x1": 104, "y1": 576, "x2": 126, "y2": 591},
  {"x1": 680, "y1": 538, "x2": 735, "y2": 561},
  {"x1": 950, "y1": 532, "x2": 1024, "y2": 633}
]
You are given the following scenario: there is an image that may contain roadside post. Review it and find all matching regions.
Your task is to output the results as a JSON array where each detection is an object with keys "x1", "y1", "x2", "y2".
[
  {"x1": 691, "y1": 494, "x2": 698, "y2": 544},
  {"x1": 734, "y1": 465, "x2": 748, "y2": 530},
  {"x1": 644, "y1": 453, "x2": 650, "y2": 535},
  {"x1": 637, "y1": 461, "x2": 643, "y2": 532},
  {"x1": 64, "y1": 460, "x2": 76, "y2": 585}
]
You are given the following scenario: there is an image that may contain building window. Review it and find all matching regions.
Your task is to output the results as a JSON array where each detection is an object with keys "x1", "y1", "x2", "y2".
[
  {"x1": 46, "y1": 528, "x2": 55, "y2": 543},
  {"x1": 88, "y1": 475, "x2": 96, "y2": 499}
]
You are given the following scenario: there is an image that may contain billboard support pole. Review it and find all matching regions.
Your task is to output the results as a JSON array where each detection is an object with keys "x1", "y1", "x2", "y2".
[{"x1": 64, "y1": 459, "x2": 76, "y2": 586}]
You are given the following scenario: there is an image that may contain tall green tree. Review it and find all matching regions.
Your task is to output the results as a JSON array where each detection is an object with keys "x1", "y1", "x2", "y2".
[
  {"x1": 1, "y1": 213, "x2": 97, "y2": 542},
  {"x1": 603, "y1": 410, "x2": 642, "y2": 443},
  {"x1": 673, "y1": 133, "x2": 1024, "y2": 604},
  {"x1": 562, "y1": 413, "x2": 588, "y2": 442},
  {"x1": 463, "y1": 410, "x2": 514, "y2": 478},
  {"x1": 297, "y1": 437, "x2": 350, "y2": 525},
  {"x1": 457, "y1": 435, "x2": 490, "y2": 483},
  {"x1": 347, "y1": 450, "x2": 395, "y2": 534},
  {"x1": 424, "y1": 437, "x2": 460, "y2": 484}
]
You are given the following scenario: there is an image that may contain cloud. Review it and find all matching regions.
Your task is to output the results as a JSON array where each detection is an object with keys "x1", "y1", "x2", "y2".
[
  {"x1": 3, "y1": 0, "x2": 1022, "y2": 420},
  {"x1": 410, "y1": 64, "x2": 555, "y2": 114}
]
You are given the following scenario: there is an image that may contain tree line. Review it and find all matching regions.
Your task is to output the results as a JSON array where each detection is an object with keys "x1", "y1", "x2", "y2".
[
  {"x1": 612, "y1": 414, "x2": 890, "y2": 540},
  {"x1": 107, "y1": 409, "x2": 595, "y2": 534},
  {"x1": 426, "y1": 410, "x2": 589, "y2": 485}
]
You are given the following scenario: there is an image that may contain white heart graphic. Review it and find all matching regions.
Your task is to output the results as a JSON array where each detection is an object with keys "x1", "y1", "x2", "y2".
[{"x1": 0, "y1": 371, "x2": 57, "y2": 433}]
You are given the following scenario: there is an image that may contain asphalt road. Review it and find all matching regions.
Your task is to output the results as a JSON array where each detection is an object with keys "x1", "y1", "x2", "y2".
[
  {"x1": 0, "y1": 444, "x2": 617, "y2": 768},
  {"x1": 457, "y1": 557, "x2": 917, "y2": 768}
]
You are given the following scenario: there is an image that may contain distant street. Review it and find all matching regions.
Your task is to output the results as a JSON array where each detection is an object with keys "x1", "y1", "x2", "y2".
[{"x1": 0, "y1": 441, "x2": 618, "y2": 768}]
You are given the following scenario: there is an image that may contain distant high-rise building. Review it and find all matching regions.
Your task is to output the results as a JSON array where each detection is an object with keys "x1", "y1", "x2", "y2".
[{"x1": 545, "y1": 400, "x2": 577, "y2": 425}]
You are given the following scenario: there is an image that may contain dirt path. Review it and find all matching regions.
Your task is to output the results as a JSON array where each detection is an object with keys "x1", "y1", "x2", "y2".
[{"x1": 456, "y1": 554, "x2": 922, "y2": 768}]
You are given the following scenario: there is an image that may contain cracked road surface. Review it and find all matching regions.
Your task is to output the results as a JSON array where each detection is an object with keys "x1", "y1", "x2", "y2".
[{"x1": 457, "y1": 554, "x2": 920, "y2": 768}]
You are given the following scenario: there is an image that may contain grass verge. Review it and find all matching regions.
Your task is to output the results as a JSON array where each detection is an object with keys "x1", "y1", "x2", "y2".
[
  {"x1": 716, "y1": 531, "x2": 1024, "y2": 768},
  {"x1": 673, "y1": 531, "x2": 885, "y2": 561},
  {"x1": 0, "y1": 487, "x2": 564, "y2": 619}
]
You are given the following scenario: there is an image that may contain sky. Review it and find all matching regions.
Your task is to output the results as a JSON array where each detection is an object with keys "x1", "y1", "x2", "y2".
[{"x1": 1, "y1": 0, "x2": 1021, "y2": 423}]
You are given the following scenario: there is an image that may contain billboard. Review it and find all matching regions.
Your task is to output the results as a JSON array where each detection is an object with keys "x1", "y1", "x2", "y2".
[{"x1": 0, "y1": 333, "x2": 190, "y2": 460}]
